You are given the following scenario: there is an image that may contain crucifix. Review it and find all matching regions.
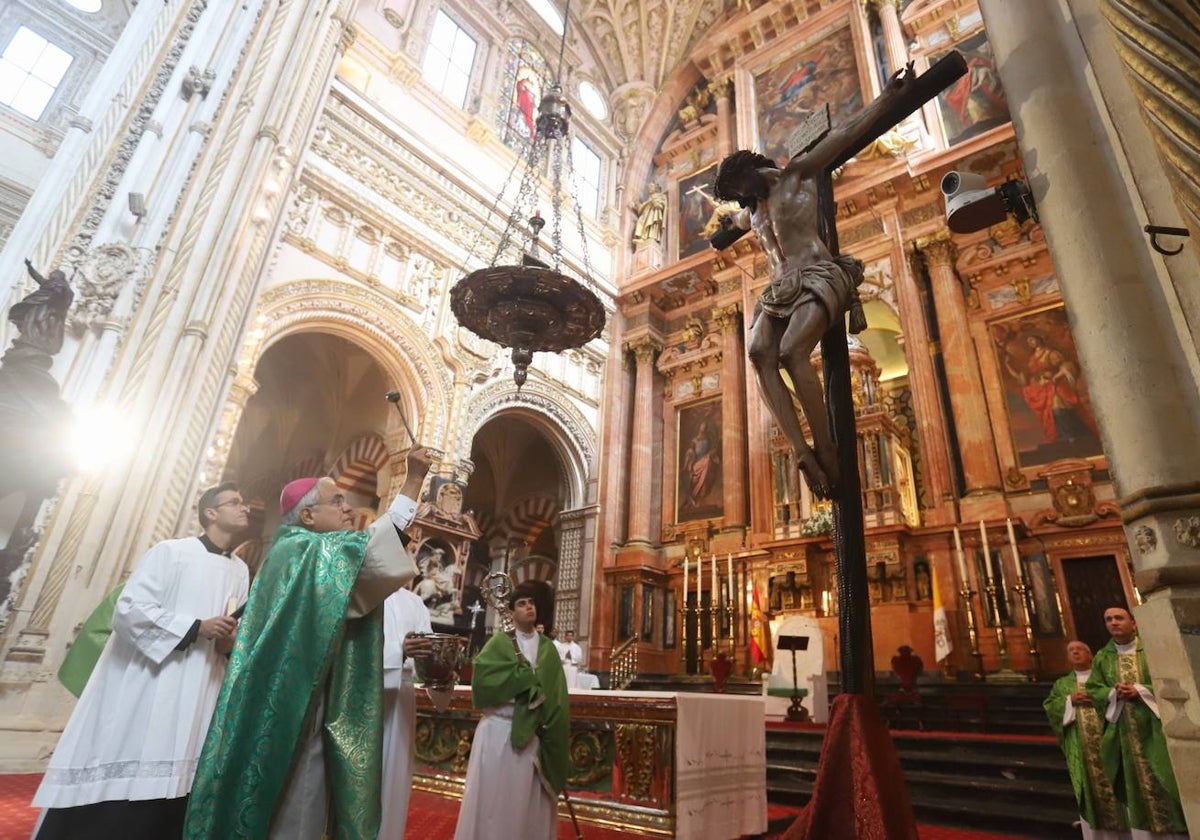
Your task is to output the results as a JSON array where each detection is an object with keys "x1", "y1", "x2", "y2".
[{"x1": 711, "y1": 54, "x2": 966, "y2": 695}]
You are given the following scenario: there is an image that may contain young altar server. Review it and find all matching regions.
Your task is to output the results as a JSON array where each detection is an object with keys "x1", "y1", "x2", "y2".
[
  {"x1": 32, "y1": 483, "x2": 250, "y2": 840},
  {"x1": 453, "y1": 581, "x2": 570, "y2": 840},
  {"x1": 380, "y1": 586, "x2": 433, "y2": 838}
]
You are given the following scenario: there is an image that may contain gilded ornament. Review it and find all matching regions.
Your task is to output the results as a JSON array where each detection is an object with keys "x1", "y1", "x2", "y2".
[{"x1": 613, "y1": 722, "x2": 657, "y2": 800}]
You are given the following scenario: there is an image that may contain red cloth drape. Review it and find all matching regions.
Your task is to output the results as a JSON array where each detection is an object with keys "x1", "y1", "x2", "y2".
[{"x1": 782, "y1": 694, "x2": 918, "y2": 840}]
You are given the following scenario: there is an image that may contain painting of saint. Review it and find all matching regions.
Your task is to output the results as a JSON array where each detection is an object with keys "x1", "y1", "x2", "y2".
[
  {"x1": 934, "y1": 29, "x2": 1009, "y2": 145},
  {"x1": 677, "y1": 398, "x2": 724, "y2": 522},
  {"x1": 991, "y1": 304, "x2": 1103, "y2": 468},
  {"x1": 676, "y1": 167, "x2": 718, "y2": 258},
  {"x1": 753, "y1": 24, "x2": 863, "y2": 165}
]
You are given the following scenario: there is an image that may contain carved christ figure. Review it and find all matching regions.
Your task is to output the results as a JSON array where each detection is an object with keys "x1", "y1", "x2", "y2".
[{"x1": 713, "y1": 64, "x2": 916, "y2": 499}]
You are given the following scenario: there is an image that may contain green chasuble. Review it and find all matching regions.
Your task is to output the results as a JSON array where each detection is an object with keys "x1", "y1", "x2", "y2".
[
  {"x1": 471, "y1": 630, "x2": 571, "y2": 795},
  {"x1": 1086, "y1": 637, "x2": 1187, "y2": 834},
  {"x1": 1043, "y1": 671, "x2": 1123, "y2": 831},
  {"x1": 57, "y1": 584, "x2": 124, "y2": 697},
  {"x1": 184, "y1": 525, "x2": 384, "y2": 840}
]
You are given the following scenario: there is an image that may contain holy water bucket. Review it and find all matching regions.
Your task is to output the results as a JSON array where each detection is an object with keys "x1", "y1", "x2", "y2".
[{"x1": 411, "y1": 633, "x2": 468, "y2": 711}]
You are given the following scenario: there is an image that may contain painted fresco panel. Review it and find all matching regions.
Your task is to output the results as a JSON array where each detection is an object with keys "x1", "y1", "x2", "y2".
[
  {"x1": 676, "y1": 166, "x2": 718, "y2": 258},
  {"x1": 753, "y1": 23, "x2": 863, "y2": 165},
  {"x1": 933, "y1": 29, "x2": 1009, "y2": 145},
  {"x1": 990, "y1": 304, "x2": 1103, "y2": 468},
  {"x1": 676, "y1": 397, "x2": 724, "y2": 523}
]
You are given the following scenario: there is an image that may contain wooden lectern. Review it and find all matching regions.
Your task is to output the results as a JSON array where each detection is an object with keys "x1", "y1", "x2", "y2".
[{"x1": 777, "y1": 634, "x2": 810, "y2": 722}]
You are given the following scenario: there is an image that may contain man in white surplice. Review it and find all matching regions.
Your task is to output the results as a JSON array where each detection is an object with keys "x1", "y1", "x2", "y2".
[
  {"x1": 553, "y1": 629, "x2": 584, "y2": 689},
  {"x1": 379, "y1": 587, "x2": 432, "y2": 839},
  {"x1": 32, "y1": 483, "x2": 250, "y2": 840}
]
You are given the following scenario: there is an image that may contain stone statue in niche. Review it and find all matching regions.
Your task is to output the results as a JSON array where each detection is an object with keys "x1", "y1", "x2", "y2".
[{"x1": 631, "y1": 182, "x2": 667, "y2": 245}]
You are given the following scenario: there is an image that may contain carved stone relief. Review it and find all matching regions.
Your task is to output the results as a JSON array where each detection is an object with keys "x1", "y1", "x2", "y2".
[{"x1": 69, "y1": 242, "x2": 155, "y2": 334}]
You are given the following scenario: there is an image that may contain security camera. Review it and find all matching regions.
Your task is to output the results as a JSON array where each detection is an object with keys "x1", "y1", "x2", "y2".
[{"x1": 941, "y1": 171, "x2": 1038, "y2": 234}]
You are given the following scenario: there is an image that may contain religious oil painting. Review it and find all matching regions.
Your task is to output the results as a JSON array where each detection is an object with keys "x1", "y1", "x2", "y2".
[
  {"x1": 676, "y1": 166, "x2": 718, "y2": 259},
  {"x1": 753, "y1": 22, "x2": 863, "y2": 165},
  {"x1": 495, "y1": 39, "x2": 549, "y2": 154},
  {"x1": 933, "y1": 29, "x2": 1009, "y2": 146},
  {"x1": 413, "y1": 538, "x2": 461, "y2": 626},
  {"x1": 1022, "y1": 554, "x2": 1064, "y2": 638},
  {"x1": 990, "y1": 304, "x2": 1103, "y2": 469},
  {"x1": 676, "y1": 397, "x2": 724, "y2": 523}
]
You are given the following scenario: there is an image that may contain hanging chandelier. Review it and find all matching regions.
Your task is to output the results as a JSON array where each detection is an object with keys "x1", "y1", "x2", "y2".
[{"x1": 450, "y1": 0, "x2": 605, "y2": 389}]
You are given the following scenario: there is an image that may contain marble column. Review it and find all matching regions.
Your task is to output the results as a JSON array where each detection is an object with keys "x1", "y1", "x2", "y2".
[
  {"x1": 714, "y1": 304, "x2": 747, "y2": 528},
  {"x1": 916, "y1": 234, "x2": 1004, "y2": 510},
  {"x1": 872, "y1": 0, "x2": 910, "y2": 76},
  {"x1": 626, "y1": 335, "x2": 662, "y2": 544},
  {"x1": 607, "y1": 345, "x2": 636, "y2": 547},
  {"x1": 895, "y1": 250, "x2": 956, "y2": 521},
  {"x1": 979, "y1": 1, "x2": 1200, "y2": 829}
]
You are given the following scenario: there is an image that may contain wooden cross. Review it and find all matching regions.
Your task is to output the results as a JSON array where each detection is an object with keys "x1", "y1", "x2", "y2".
[{"x1": 814, "y1": 53, "x2": 966, "y2": 695}]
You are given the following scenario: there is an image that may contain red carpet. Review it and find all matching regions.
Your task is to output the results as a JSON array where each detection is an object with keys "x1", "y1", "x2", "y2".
[{"x1": 0, "y1": 774, "x2": 1029, "y2": 839}]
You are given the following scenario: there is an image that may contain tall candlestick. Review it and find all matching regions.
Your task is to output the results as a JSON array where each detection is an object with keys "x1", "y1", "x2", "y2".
[
  {"x1": 953, "y1": 526, "x2": 968, "y2": 585},
  {"x1": 696, "y1": 550, "x2": 702, "y2": 604},
  {"x1": 979, "y1": 521, "x2": 993, "y2": 584},
  {"x1": 727, "y1": 553, "x2": 734, "y2": 605}
]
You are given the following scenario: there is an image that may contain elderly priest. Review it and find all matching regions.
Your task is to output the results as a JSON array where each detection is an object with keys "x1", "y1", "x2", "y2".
[{"x1": 184, "y1": 447, "x2": 433, "y2": 840}]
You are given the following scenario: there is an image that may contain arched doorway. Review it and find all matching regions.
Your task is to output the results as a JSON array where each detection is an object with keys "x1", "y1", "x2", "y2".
[
  {"x1": 222, "y1": 332, "x2": 394, "y2": 567},
  {"x1": 465, "y1": 412, "x2": 572, "y2": 633}
]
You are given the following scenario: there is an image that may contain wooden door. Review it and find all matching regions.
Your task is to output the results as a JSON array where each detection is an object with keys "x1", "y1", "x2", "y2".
[{"x1": 1060, "y1": 554, "x2": 1129, "y2": 654}]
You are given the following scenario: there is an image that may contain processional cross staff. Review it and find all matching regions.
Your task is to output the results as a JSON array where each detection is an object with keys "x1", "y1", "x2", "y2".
[{"x1": 711, "y1": 54, "x2": 967, "y2": 696}]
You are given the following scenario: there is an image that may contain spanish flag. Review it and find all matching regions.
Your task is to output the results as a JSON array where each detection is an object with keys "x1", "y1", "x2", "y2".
[
  {"x1": 750, "y1": 583, "x2": 769, "y2": 665},
  {"x1": 932, "y1": 560, "x2": 953, "y2": 663}
]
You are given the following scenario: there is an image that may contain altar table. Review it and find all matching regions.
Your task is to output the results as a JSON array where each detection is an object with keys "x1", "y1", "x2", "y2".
[{"x1": 413, "y1": 688, "x2": 767, "y2": 838}]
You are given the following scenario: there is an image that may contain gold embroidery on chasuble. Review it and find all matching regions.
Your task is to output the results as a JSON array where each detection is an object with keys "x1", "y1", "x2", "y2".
[{"x1": 1117, "y1": 652, "x2": 1176, "y2": 833}]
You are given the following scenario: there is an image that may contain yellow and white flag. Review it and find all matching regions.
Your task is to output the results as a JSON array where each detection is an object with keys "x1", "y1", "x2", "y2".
[{"x1": 932, "y1": 560, "x2": 952, "y2": 662}]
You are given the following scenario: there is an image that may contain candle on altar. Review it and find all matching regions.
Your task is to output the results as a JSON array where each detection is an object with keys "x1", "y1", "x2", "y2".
[
  {"x1": 683, "y1": 554, "x2": 689, "y2": 606},
  {"x1": 953, "y1": 526, "x2": 968, "y2": 587},
  {"x1": 726, "y1": 553, "x2": 734, "y2": 607},
  {"x1": 822, "y1": 590, "x2": 830, "y2": 615},
  {"x1": 979, "y1": 520, "x2": 993, "y2": 585},
  {"x1": 696, "y1": 551, "x2": 702, "y2": 604},
  {"x1": 1006, "y1": 517, "x2": 1023, "y2": 580}
]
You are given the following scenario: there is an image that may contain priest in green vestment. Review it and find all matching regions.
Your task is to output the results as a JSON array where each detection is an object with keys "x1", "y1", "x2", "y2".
[
  {"x1": 1086, "y1": 606, "x2": 1189, "y2": 839},
  {"x1": 453, "y1": 581, "x2": 570, "y2": 840},
  {"x1": 184, "y1": 447, "x2": 433, "y2": 840},
  {"x1": 1044, "y1": 640, "x2": 1126, "y2": 839}
]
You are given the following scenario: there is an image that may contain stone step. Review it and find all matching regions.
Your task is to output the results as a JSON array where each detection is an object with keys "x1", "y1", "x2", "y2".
[{"x1": 764, "y1": 725, "x2": 1079, "y2": 837}]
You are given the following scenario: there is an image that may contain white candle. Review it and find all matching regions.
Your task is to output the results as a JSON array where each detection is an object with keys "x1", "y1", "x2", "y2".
[
  {"x1": 696, "y1": 550, "x2": 702, "y2": 604},
  {"x1": 953, "y1": 526, "x2": 968, "y2": 586},
  {"x1": 979, "y1": 520, "x2": 993, "y2": 584},
  {"x1": 683, "y1": 555, "x2": 689, "y2": 607},
  {"x1": 727, "y1": 553, "x2": 734, "y2": 607},
  {"x1": 822, "y1": 590, "x2": 830, "y2": 615}
]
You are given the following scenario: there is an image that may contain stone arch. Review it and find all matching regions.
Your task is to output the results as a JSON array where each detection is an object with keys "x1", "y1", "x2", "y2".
[
  {"x1": 458, "y1": 379, "x2": 596, "y2": 510},
  {"x1": 250, "y1": 279, "x2": 454, "y2": 444}
]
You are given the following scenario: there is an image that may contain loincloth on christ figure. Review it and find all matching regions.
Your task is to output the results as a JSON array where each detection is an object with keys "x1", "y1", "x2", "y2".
[{"x1": 754, "y1": 254, "x2": 864, "y2": 323}]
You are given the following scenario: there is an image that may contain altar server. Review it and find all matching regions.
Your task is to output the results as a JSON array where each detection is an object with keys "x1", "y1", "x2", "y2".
[
  {"x1": 33, "y1": 483, "x2": 249, "y2": 840},
  {"x1": 454, "y1": 582, "x2": 570, "y2": 840},
  {"x1": 380, "y1": 587, "x2": 433, "y2": 838}
]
